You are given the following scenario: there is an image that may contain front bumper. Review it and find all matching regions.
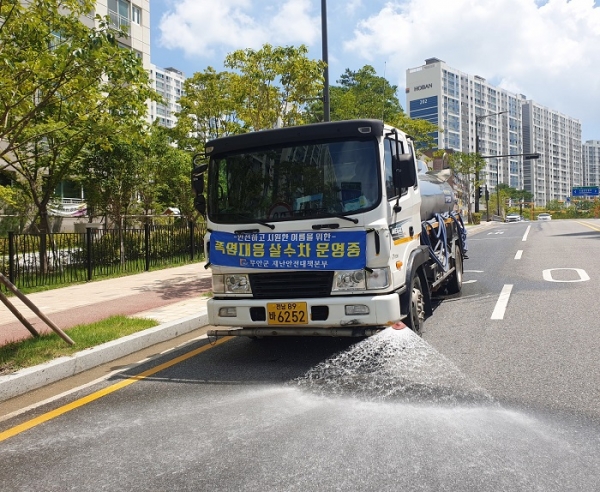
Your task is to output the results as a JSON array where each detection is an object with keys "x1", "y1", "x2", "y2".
[{"x1": 207, "y1": 293, "x2": 402, "y2": 330}]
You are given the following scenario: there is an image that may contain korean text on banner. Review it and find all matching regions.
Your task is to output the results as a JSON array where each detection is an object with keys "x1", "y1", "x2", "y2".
[{"x1": 209, "y1": 230, "x2": 367, "y2": 270}]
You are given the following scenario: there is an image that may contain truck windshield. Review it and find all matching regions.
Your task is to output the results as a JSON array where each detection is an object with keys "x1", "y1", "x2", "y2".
[{"x1": 208, "y1": 138, "x2": 380, "y2": 224}]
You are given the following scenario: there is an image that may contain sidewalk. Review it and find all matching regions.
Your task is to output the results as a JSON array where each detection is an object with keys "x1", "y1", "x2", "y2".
[
  {"x1": 0, "y1": 263, "x2": 213, "y2": 402},
  {"x1": 0, "y1": 262, "x2": 212, "y2": 346}
]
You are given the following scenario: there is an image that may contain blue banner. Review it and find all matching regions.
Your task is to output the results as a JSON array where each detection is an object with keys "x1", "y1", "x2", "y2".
[{"x1": 210, "y1": 230, "x2": 367, "y2": 270}]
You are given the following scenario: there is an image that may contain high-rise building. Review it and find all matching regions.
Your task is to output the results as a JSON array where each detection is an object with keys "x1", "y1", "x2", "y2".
[
  {"x1": 97, "y1": 0, "x2": 150, "y2": 69},
  {"x1": 148, "y1": 65, "x2": 185, "y2": 128},
  {"x1": 582, "y1": 141, "x2": 600, "y2": 188},
  {"x1": 522, "y1": 102, "x2": 582, "y2": 206},
  {"x1": 406, "y1": 58, "x2": 582, "y2": 208}
]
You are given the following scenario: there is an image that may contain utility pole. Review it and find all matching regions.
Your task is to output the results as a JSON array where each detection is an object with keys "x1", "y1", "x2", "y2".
[{"x1": 474, "y1": 110, "x2": 507, "y2": 213}]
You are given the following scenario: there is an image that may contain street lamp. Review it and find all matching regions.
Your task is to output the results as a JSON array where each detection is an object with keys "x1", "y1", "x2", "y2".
[
  {"x1": 474, "y1": 110, "x2": 507, "y2": 213},
  {"x1": 321, "y1": 0, "x2": 330, "y2": 122},
  {"x1": 478, "y1": 152, "x2": 540, "y2": 219}
]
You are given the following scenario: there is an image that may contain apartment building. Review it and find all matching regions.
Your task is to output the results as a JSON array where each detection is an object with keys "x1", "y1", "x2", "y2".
[
  {"x1": 96, "y1": 0, "x2": 151, "y2": 68},
  {"x1": 582, "y1": 140, "x2": 600, "y2": 187},
  {"x1": 406, "y1": 58, "x2": 582, "y2": 207},
  {"x1": 522, "y1": 102, "x2": 582, "y2": 207},
  {"x1": 148, "y1": 65, "x2": 185, "y2": 128}
]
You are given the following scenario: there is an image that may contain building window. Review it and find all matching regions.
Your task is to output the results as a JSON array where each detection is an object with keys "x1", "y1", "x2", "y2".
[
  {"x1": 132, "y1": 5, "x2": 141, "y2": 25},
  {"x1": 108, "y1": 0, "x2": 130, "y2": 29}
]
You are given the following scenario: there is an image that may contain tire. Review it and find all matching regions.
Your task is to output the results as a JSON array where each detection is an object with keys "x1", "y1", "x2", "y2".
[
  {"x1": 446, "y1": 244, "x2": 463, "y2": 295},
  {"x1": 405, "y1": 273, "x2": 426, "y2": 334}
]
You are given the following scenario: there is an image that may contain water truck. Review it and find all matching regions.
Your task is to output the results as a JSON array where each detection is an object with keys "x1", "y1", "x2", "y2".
[{"x1": 191, "y1": 119, "x2": 467, "y2": 337}]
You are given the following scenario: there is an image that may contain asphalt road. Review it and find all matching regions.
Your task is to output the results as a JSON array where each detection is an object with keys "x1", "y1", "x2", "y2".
[
  {"x1": 424, "y1": 218, "x2": 600, "y2": 422},
  {"x1": 1, "y1": 219, "x2": 599, "y2": 491}
]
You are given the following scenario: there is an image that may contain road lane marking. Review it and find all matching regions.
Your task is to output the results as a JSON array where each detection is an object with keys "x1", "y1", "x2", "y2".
[
  {"x1": 515, "y1": 250, "x2": 523, "y2": 260},
  {"x1": 543, "y1": 268, "x2": 590, "y2": 283},
  {"x1": 575, "y1": 221, "x2": 600, "y2": 232},
  {"x1": 491, "y1": 284, "x2": 513, "y2": 320},
  {"x1": 0, "y1": 334, "x2": 212, "y2": 424},
  {"x1": 522, "y1": 225, "x2": 531, "y2": 242},
  {"x1": 0, "y1": 336, "x2": 232, "y2": 442}
]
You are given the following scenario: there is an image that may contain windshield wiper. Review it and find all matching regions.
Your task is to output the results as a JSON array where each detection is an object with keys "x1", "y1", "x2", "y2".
[
  {"x1": 314, "y1": 212, "x2": 359, "y2": 224},
  {"x1": 226, "y1": 213, "x2": 275, "y2": 231}
]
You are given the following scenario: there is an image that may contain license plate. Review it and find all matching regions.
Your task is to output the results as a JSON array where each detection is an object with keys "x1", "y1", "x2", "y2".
[{"x1": 267, "y1": 302, "x2": 308, "y2": 325}]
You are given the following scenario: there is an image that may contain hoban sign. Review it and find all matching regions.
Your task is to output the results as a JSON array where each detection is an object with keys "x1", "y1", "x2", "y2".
[{"x1": 414, "y1": 83, "x2": 433, "y2": 91}]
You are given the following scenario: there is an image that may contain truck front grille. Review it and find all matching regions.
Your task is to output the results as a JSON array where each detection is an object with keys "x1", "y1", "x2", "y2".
[{"x1": 249, "y1": 271, "x2": 333, "y2": 299}]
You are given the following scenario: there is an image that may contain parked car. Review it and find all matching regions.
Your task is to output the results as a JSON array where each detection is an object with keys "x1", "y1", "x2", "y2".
[
  {"x1": 537, "y1": 213, "x2": 552, "y2": 221},
  {"x1": 505, "y1": 213, "x2": 522, "y2": 222}
]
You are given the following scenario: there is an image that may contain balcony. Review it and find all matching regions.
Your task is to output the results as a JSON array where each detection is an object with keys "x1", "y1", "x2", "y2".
[{"x1": 108, "y1": 10, "x2": 130, "y2": 29}]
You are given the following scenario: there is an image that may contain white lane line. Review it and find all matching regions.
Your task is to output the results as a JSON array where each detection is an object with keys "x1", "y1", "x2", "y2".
[
  {"x1": 491, "y1": 284, "x2": 513, "y2": 320},
  {"x1": 514, "y1": 250, "x2": 523, "y2": 260},
  {"x1": 522, "y1": 225, "x2": 531, "y2": 242}
]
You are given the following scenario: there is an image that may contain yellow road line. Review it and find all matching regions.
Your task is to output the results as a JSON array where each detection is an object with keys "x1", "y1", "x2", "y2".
[
  {"x1": 576, "y1": 221, "x2": 600, "y2": 232},
  {"x1": 0, "y1": 336, "x2": 232, "y2": 442}
]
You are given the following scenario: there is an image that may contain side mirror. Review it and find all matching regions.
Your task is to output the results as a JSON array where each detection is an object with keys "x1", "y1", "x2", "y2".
[
  {"x1": 194, "y1": 194, "x2": 207, "y2": 216},
  {"x1": 191, "y1": 163, "x2": 208, "y2": 216},
  {"x1": 392, "y1": 153, "x2": 417, "y2": 189},
  {"x1": 191, "y1": 164, "x2": 208, "y2": 195}
]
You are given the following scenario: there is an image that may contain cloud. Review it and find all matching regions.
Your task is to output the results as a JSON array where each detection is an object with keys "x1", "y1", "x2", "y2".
[
  {"x1": 342, "y1": 0, "x2": 600, "y2": 135},
  {"x1": 158, "y1": 0, "x2": 319, "y2": 60},
  {"x1": 344, "y1": 0, "x2": 364, "y2": 16},
  {"x1": 154, "y1": 0, "x2": 600, "y2": 137}
]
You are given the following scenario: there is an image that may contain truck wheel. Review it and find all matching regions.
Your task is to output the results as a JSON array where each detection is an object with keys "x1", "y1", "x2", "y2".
[
  {"x1": 446, "y1": 244, "x2": 463, "y2": 295},
  {"x1": 406, "y1": 274, "x2": 425, "y2": 334}
]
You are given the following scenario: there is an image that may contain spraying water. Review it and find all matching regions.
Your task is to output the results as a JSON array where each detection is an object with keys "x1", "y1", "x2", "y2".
[{"x1": 294, "y1": 327, "x2": 493, "y2": 405}]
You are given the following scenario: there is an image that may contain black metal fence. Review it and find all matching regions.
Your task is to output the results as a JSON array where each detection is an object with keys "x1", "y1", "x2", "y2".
[{"x1": 0, "y1": 222, "x2": 207, "y2": 290}]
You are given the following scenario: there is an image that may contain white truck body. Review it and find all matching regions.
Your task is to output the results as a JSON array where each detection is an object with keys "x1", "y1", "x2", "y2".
[{"x1": 192, "y1": 119, "x2": 466, "y2": 336}]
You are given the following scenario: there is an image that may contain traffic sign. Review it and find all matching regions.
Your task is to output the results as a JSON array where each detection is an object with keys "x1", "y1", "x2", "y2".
[{"x1": 572, "y1": 186, "x2": 599, "y2": 197}]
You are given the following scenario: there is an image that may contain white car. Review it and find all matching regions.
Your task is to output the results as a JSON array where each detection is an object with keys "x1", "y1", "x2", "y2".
[
  {"x1": 537, "y1": 213, "x2": 552, "y2": 221},
  {"x1": 505, "y1": 213, "x2": 522, "y2": 222}
]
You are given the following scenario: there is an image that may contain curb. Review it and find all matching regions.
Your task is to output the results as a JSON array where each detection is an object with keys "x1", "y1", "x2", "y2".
[{"x1": 0, "y1": 312, "x2": 209, "y2": 403}]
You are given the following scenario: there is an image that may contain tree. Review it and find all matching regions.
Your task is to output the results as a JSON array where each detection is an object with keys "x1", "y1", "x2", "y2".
[
  {"x1": 224, "y1": 44, "x2": 324, "y2": 131},
  {"x1": 0, "y1": 0, "x2": 157, "y2": 238},
  {"x1": 145, "y1": 124, "x2": 197, "y2": 223},
  {"x1": 312, "y1": 65, "x2": 438, "y2": 151},
  {"x1": 447, "y1": 151, "x2": 485, "y2": 222},
  {"x1": 321, "y1": 65, "x2": 402, "y2": 122},
  {"x1": 172, "y1": 68, "x2": 243, "y2": 154},
  {"x1": 388, "y1": 113, "x2": 438, "y2": 152},
  {"x1": 498, "y1": 183, "x2": 533, "y2": 204},
  {"x1": 174, "y1": 44, "x2": 324, "y2": 154},
  {"x1": 79, "y1": 130, "x2": 146, "y2": 227}
]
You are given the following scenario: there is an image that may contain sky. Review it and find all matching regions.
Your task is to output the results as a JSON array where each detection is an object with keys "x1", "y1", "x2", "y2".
[{"x1": 150, "y1": 0, "x2": 600, "y2": 141}]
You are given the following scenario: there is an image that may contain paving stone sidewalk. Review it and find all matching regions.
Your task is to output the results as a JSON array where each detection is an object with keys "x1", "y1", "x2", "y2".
[{"x1": 0, "y1": 262, "x2": 212, "y2": 346}]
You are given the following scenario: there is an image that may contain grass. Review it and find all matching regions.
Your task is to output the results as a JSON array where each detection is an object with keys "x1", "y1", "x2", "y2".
[{"x1": 0, "y1": 315, "x2": 158, "y2": 375}]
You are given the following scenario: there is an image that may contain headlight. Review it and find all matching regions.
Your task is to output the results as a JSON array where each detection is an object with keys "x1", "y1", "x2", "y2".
[
  {"x1": 212, "y1": 274, "x2": 252, "y2": 294},
  {"x1": 332, "y1": 267, "x2": 390, "y2": 292},
  {"x1": 366, "y1": 267, "x2": 390, "y2": 289},
  {"x1": 332, "y1": 269, "x2": 366, "y2": 291}
]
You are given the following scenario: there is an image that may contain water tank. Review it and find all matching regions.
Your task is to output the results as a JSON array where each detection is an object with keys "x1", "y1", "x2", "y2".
[{"x1": 417, "y1": 161, "x2": 455, "y2": 221}]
